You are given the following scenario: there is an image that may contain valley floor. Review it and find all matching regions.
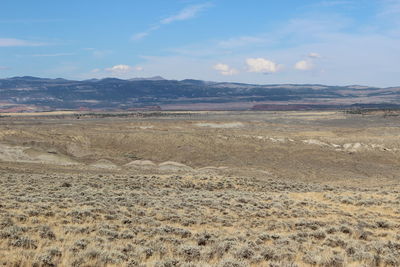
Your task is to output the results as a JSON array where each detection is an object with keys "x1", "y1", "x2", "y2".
[{"x1": 0, "y1": 111, "x2": 399, "y2": 266}]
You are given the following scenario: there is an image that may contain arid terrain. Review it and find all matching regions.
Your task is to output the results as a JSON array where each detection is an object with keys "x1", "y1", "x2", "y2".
[{"x1": 0, "y1": 110, "x2": 399, "y2": 266}]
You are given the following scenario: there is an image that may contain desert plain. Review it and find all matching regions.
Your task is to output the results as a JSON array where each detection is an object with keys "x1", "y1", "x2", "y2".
[{"x1": 0, "y1": 110, "x2": 399, "y2": 266}]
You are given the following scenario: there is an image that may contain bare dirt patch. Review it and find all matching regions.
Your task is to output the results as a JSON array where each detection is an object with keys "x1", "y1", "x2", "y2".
[{"x1": 195, "y1": 122, "x2": 244, "y2": 128}]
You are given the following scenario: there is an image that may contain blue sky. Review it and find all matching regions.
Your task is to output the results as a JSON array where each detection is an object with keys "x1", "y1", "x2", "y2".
[{"x1": 0, "y1": 0, "x2": 399, "y2": 86}]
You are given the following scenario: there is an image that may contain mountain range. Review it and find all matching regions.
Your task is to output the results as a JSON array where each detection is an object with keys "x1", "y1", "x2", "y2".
[{"x1": 1, "y1": 76, "x2": 399, "y2": 112}]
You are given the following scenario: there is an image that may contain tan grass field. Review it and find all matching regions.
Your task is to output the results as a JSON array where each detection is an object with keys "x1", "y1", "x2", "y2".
[{"x1": 0, "y1": 111, "x2": 399, "y2": 266}]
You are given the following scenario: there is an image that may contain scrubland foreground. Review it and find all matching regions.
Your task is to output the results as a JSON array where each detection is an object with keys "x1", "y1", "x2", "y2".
[{"x1": 0, "y1": 111, "x2": 399, "y2": 266}]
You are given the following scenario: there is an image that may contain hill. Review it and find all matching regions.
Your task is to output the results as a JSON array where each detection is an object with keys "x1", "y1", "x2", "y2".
[{"x1": 0, "y1": 76, "x2": 399, "y2": 111}]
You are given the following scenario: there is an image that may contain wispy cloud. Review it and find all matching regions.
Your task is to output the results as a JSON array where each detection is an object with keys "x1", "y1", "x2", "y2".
[
  {"x1": 132, "y1": 3, "x2": 212, "y2": 41},
  {"x1": 131, "y1": 26, "x2": 160, "y2": 41},
  {"x1": 0, "y1": 38, "x2": 47, "y2": 47},
  {"x1": 161, "y1": 3, "x2": 211, "y2": 24},
  {"x1": 0, "y1": 66, "x2": 9, "y2": 70},
  {"x1": 0, "y1": 19, "x2": 63, "y2": 24},
  {"x1": 132, "y1": 32, "x2": 150, "y2": 41},
  {"x1": 31, "y1": 53, "x2": 75, "y2": 57}
]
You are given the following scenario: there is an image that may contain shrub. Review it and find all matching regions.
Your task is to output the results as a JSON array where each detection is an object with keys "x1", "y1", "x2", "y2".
[
  {"x1": 235, "y1": 246, "x2": 254, "y2": 260},
  {"x1": 9, "y1": 236, "x2": 37, "y2": 249},
  {"x1": 180, "y1": 245, "x2": 201, "y2": 261},
  {"x1": 219, "y1": 258, "x2": 248, "y2": 267}
]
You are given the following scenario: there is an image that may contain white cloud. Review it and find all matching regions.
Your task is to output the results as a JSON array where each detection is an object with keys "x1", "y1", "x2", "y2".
[
  {"x1": 0, "y1": 66, "x2": 8, "y2": 70},
  {"x1": 246, "y1": 58, "x2": 281, "y2": 73},
  {"x1": 105, "y1": 64, "x2": 133, "y2": 73},
  {"x1": 213, "y1": 63, "x2": 238, "y2": 76},
  {"x1": 308, "y1": 52, "x2": 321, "y2": 58},
  {"x1": 161, "y1": 3, "x2": 211, "y2": 24},
  {"x1": 294, "y1": 60, "x2": 314, "y2": 71},
  {"x1": 0, "y1": 38, "x2": 46, "y2": 47},
  {"x1": 88, "y1": 64, "x2": 144, "y2": 78}
]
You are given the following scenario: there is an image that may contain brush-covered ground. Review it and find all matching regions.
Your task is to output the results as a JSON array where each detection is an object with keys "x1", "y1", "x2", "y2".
[{"x1": 0, "y1": 111, "x2": 399, "y2": 266}]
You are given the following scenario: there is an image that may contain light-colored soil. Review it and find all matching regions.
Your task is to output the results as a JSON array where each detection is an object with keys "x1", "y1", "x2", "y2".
[
  {"x1": 125, "y1": 160, "x2": 157, "y2": 168},
  {"x1": 90, "y1": 159, "x2": 119, "y2": 170},
  {"x1": 195, "y1": 122, "x2": 244, "y2": 128},
  {"x1": 0, "y1": 144, "x2": 79, "y2": 166}
]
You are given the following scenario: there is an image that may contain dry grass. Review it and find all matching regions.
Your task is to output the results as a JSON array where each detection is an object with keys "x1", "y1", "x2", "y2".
[
  {"x1": 0, "y1": 111, "x2": 399, "y2": 266},
  {"x1": 0, "y1": 171, "x2": 399, "y2": 266}
]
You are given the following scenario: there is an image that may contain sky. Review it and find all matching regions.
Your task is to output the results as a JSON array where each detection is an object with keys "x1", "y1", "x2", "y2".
[{"x1": 0, "y1": 0, "x2": 400, "y2": 87}]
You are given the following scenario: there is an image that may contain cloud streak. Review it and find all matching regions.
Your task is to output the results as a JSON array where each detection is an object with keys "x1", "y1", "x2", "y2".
[
  {"x1": 0, "y1": 38, "x2": 47, "y2": 47},
  {"x1": 132, "y1": 3, "x2": 211, "y2": 41},
  {"x1": 161, "y1": 3, "x2": 211, "y2": 24},
  {"x1": 0, "y1": 19, "x2": 64, "y2": 24}
]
